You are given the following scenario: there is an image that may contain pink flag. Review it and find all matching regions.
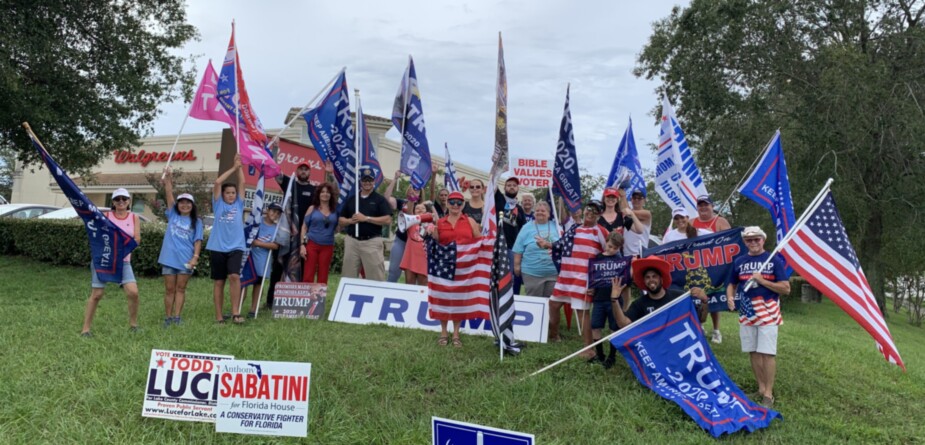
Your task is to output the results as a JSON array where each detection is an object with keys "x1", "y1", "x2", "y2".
[{"x1": 189, "y1": 61, "x2": 234, "y2": 126}]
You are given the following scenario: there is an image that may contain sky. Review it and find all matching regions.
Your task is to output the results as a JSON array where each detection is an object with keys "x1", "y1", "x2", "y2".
[{"x1": 153, "y1": 0, "x2": 689, "y2": 179}]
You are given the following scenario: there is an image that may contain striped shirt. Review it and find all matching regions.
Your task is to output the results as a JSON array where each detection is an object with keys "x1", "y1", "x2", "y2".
[
  {"x1": 728, "y1": 251, "x2": 787, "y2": 326},
  {"x1": 551, "y1": 224, "x2": 608, "y2": 305}
]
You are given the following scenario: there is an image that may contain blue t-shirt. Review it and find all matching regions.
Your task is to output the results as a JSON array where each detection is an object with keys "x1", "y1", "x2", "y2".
[
  {"x1": 250, "y1": 221, "x2": 277, "y2": 278},
  {"x1": 157, "y1": 207, "x2": 204, "y2": 270},
  {"x1": 206, "y1": 197, "x2": 246, "y2": 252},
  {"x1": 304, "y1": 208, "x2": 337, "y2": 245},
  {"x1": 512, "y1": 221, "x2": 561, "y2": 277}
]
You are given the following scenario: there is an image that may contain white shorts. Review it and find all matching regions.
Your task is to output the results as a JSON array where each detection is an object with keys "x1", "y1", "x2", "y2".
[
  {"x1": 740, "y1": 324, "x2": 778, "y2": 355},
  {"x1": 549, "y1": 295, "x2": 591, "y2": 311}
]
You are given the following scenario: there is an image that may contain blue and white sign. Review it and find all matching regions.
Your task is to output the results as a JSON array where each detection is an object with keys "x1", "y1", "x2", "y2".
[
  {"x1": 329, "y1": 278, "x2": 549, "y2": 343},
  {"x1": 432, "y1": 417, "x2": 534, "y2": 445}
]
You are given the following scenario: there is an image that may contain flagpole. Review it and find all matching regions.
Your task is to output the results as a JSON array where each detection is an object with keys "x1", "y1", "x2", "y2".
[
  {"x1": 254, "y1": 172, "x2": 295, "y2": 318},
  {"x1": 354, "y1": 89, "x2": 361, "y2": 238},
  {"x1": 718, "y1": 129, "x2": 780, "y2": 214},
  {"x1": 266, "y1": 67, "x2": 346, "y2": 149},
  {"x1": 398, "y1": 56, "x2": 411, "y2": 182},
  {"x1": 743, "y1": 177, "x2": 834, "y2": 292},
  {"x1": 529, "y1": 291, "x2": 693, "y2": 378},
  {"x1": 161, "y1": 65, "x2": 207, "y2": 178},
  {"x1": 232, "y1": 22, "x2": 241, "y2": 168}
]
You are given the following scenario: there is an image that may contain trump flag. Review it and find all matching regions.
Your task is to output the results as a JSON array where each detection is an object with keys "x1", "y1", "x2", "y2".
[
  {"x1": 656, "y1": 96, "x2": 708, "y2": 216},
  {"x1": 607, "y1": 117, "x2": 646, "y2": 194},
  {"x1": 25, "y1": 126, "x2": 137, "y2": 283},
  {"x1": 302, "y1": 70, "x2": 355, "y2": 212},
  {"x1": 391, "y1": 56, "x2": 432, "y2": 190},
  {"x1": 612, "y1": 294, "x2": 782, "y2": 437},
  {"x1": 738, "y1": 131, "x2": 795, "y2": 276},
  {"x1": 552, "y1": 85, "x2": 582, "y2": 213}
]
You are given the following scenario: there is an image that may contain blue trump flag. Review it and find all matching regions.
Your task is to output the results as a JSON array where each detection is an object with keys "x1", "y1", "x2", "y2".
[
  {"x1": 302, "y1": 70, "x2": 355, "y2": 212},
  {"x1": 642, "y1": 228, "x2": 747, "y2": 312},
  {"x1": 240, "y1": 168, "x2": 264, "y2": 289},
  {"x1": 25, "y1": 126, "x2": 137, "y2": 283},
  {"x1": 391, "y1": 56, "x2": 432, "y2": 190},
  {"x1": 612, "y1": 294, "x2": 782, "y2": 437},
  {"x1": 737, "y1": 131, "x2": 795, "y2": 276},
  {"x1": 607, "y1": 117, "x2": 646, "y2": 194},
  {"x1": 552, "y1": 85, "x2": 582, "y2": 213},
  {"x1": 356, "y1": 97, "x2": 383, "y2": 189}
]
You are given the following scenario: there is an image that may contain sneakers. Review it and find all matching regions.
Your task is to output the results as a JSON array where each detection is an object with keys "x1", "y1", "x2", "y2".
[
  {"x1": 80, "y1": 331, "x2": 93, "y2": 338},
  {"x1": 172, "y1": 316, "x2": 182, "y2": 326},
  {"x1": 711, "y1": 329, "x2": 723, "y2": 344},
  {"x1": 129, "y1": 326, "x2": 141, "y2": 333},
  {"x1": 163, "y1": 317, "x2": 172, "y2": 328}
]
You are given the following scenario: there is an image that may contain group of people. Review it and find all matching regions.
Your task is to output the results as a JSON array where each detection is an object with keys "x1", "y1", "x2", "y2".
[{"x1": 76, "y1": 157, "x2": 788, "y2": 407}]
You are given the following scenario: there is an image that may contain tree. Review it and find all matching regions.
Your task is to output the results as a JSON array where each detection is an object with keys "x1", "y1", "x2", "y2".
[
  {"x1": 0, "y1": 145, "x2": 14, "y2": 202},
  {"x1": 1, "y1": 0, "x2": 198, "y2": 173},
  {"x1": 635, "y1": 0, "x2": 925, "y2": 311},
  {"x1": 144, "y1": 169, "x2": 213, "y2": 220}
]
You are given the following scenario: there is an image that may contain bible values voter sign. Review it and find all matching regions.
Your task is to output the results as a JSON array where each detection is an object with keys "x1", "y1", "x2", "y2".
[
  {"x1": 142, "y1": 349, "x2": 234, "y2": 422},
  {"x1": 215, "y1": 360, "x2": 312, "y2": 437}
]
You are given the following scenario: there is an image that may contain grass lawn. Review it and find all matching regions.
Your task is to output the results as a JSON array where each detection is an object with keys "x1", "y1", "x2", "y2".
[{"x1": 1, "y1": 255, "x2": 924, "y2": 444}]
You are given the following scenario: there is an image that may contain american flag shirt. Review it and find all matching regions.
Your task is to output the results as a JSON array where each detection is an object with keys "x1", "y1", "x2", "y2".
[
  {"x1": 728, "y1": 251, "x2": 788, "y2": 326},
  {"x1": 551, "y1": 224, "x2": 609, "y2": 305}
]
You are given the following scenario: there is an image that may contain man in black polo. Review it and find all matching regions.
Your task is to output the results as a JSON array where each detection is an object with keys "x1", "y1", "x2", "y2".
[{"x1": 339, "y1": 166, "x2": 392, "y2": 281}]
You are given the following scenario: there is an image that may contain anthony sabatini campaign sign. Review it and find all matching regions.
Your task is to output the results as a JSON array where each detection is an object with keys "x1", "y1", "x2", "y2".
[
  {"x1": 214, "y1": 360, "x2": 312, "y2": 437},
  {"x1": 142, "y1": 350, "x2": 234, "y2": 422}
]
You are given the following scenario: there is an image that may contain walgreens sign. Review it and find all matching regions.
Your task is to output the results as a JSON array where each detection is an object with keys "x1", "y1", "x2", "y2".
[{"x1": 114, "y1": 150, "x2": 198, "y2": 167}]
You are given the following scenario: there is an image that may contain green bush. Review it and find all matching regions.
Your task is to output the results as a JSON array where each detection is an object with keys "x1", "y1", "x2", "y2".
[{"x1": 0, "y1": 218, "x2": 349, "y2": 277}]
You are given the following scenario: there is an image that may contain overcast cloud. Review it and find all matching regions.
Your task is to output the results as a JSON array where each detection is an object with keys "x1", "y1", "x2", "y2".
[{"x1": 154, "y1": 0, "x2": 689, "y2": 179}]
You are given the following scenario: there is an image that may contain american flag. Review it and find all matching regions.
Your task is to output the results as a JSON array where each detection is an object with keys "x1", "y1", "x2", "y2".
[
  {"x1": 426, "y1": 237, "x2": 491, "y2": 321},
  {"x1": 780, "y1": 192, "x2": 905, "y2": 370},
  {"x1": 488, "y1": 218, "x2": 518, "y2": 353},
  {"x1": 551, "y1": 225, "x2": 577, "y2": 272}
]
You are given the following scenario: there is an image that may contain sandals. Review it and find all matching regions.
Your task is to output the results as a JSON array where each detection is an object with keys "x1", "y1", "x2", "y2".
[
  {"x1": 437, "y1": 337, "x2": 449, "y2": 346},
  {"x1": 759, "y1": 396, "x2": 775, "y2": 409},
  {"x1": 232, "y1": 315, "x2": 245, "y2": 325},
  {"x1": 452, "y1": 338, "x2": 463, "y2": 348}
]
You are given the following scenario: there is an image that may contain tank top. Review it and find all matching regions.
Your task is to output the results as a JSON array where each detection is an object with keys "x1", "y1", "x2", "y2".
[
  {"x1": 108, "y1": 211, "x2": 136, "y2": 262},
  {"x1": 437, "y1": 215, "x2": 476, "y2": 245},
  {"x1": 692, "y1": 215, "x2": 719, "y2": 232},
  {"x1": 305, "y1": 208, "x2": 337, "y2": 245}
]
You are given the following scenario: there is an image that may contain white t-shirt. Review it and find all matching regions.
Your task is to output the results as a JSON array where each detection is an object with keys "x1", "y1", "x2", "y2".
[{"x1": 661, "y1": 227, "x2": 712, "y2": 245}]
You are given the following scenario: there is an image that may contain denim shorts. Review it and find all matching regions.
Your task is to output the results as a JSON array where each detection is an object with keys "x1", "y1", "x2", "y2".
[
  {"x1": 591, "y1": 299, "x2": 620, "y2": 331},
  {"x1": 161, "y1": 265, "x2": 193, "y2": 276},
  {"x1": 90, "y1": 261, "x2": 136, "y2": 288}
]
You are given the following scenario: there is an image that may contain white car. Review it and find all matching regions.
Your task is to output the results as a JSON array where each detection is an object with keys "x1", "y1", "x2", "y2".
[
  {"x1": 39, "y1": 207, "x2": 152, "y2": 222},
  {"x1": 0, "y1": 203, "x2": 61, "y2": 219}
]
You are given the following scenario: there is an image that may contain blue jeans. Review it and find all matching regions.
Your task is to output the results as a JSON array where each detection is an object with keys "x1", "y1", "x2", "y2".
[{"x1": 387, "y1": 237, "x2": 407, "y2": 282}]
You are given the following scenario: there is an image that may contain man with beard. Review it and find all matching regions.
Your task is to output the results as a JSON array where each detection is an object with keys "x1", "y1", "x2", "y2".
[
  {"x1": 611, "y1": 256, "x2": 707, "y2": 327},
  {"x1": 339, "y1": 166, "x2": 393, "y2": 281},
  {"x1": 495, "y1": 176, "x2": 527, "y2": 294},
  {"x1": 266, "y1": 162, "x2": 317, "y2": 308}
]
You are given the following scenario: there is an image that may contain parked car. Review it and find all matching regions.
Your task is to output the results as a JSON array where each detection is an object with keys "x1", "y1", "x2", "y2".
[
  {"x1": 0, "y1": 203, "x2": 61, "y2": 219},
  {"x1": 39, "y1": 207, "x2": 152, "y2": 222}
]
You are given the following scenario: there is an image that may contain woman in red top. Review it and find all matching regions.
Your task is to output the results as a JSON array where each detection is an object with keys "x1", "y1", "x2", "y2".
[{"x1": 429, "y1": 191, "x2": 481, "y2": 348}]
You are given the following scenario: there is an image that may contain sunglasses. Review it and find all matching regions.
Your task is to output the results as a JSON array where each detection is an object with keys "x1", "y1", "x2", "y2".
[
  {"x1": 448, "y1": 199, "x2": 464, "y2": 206},
  {"x1": 470, "y1": 185, "x2": 482, "y2": 190},
  {"x1": 113, "y1": 197, "x2": 129, "y2": 202},
  {"x1": 632, "y1": 195, "x2": 645, "y2": 200},
  {"x1": 744, "y1": 238, "x2": 763, "y2": 244}
]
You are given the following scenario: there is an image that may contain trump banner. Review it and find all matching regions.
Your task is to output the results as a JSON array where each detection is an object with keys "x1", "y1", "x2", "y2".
[
  {"x1": 642, "y1": 228, "x2": 746, "y2": 312},
  {"x1": 587, "y1": 255, "x2": 632, "y2": 289},
  {"x1": 391, "y1": 56, "x2": 432, "y2": 189},
  {"x1": 25, "y1": 126, "x2": 137, "y2": 283},
  {"x1": 552, "y1": 85, "x2": 582, "y2": 213},
  {"x1": 142, "y1": 349, "x2": 234, "y2": 423},
  {"x1": 738, "y1": 131, "x2": 795, "y2": 277},
  {"x1": 302, "y1": 70, "x2": 355, "y2": 212},
  {"x1": 612, "y1": 295, "x2": 782, "y2": 437}
]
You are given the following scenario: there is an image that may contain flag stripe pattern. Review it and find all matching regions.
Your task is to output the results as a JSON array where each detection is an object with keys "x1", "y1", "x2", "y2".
[
  {"x1": 444, "y1": 143, "x2": 460, "y2": 192},
  {"x1": 427, "y1": 237, "x2": 491, "y2": 320},
  {"x1": 780, "y1": 192, "x2": 905, "y2": 370},
  {"x1": 551, "y1": 224, "x2": 608, "y2": 307},
  {"x1": 240, "y1": 169, "x2": 264, "y2": 288}
]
